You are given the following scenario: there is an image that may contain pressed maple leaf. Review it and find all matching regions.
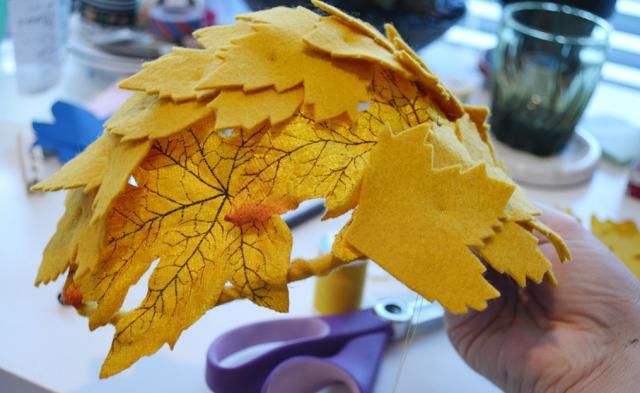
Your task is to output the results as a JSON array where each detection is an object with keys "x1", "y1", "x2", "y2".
[{"x1": 33, "y1": 2, "x2": 571, "y2": 378}]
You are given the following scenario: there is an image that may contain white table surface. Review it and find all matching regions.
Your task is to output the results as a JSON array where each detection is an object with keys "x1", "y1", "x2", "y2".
[{"x1": 1, "y1": 35, "x2": 640, "y2": 393}]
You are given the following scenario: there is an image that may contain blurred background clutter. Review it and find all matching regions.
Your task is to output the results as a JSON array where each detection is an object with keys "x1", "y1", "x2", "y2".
[{"x1": 0, "y1": 1, "x2": 639, "y2": 392}]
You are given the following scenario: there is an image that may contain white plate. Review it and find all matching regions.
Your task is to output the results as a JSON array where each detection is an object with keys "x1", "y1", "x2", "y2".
[{"x1": 492, "y1": 128, "x2": 602, "y2": 187}]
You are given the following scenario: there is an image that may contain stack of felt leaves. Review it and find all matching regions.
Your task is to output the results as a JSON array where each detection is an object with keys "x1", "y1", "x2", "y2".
[{"x1": 33, "y1": 0, "x2": 570, "y2": 377}]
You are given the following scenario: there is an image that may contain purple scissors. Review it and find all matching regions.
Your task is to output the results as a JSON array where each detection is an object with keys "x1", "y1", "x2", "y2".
[{"x1": 205, "y1": 298, "x2": 444, "y2": 393}]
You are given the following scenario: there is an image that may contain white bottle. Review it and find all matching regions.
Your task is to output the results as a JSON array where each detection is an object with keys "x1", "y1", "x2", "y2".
[{"x1": 8, "y1": 0, "x2": 64, "y2": 94}]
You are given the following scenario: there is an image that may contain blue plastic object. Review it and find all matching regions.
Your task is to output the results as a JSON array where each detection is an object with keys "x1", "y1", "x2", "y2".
[{"x1": 32, "y1": 101, "x2": 108, "y2": 163}]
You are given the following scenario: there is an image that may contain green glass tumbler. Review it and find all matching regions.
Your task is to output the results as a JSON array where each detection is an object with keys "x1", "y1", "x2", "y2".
[{"x1": 490, "y1": 2, "x2": 610, "y2": 156}]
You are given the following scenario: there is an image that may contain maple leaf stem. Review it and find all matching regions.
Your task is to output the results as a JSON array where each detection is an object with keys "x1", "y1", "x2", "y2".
[{"x1": 217, "y1": 253, "x2": 350, "y2": 305}]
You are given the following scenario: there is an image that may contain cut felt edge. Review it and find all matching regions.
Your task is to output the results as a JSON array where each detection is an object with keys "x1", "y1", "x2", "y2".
[
  {"x1": 32, "y1": 133, "x2": 118, "y2": 193},
  {"x1": 118, "y1": 48, "x2": 220, "y2": 102},
  {"x1": 208, "y1": 86, "x2": 304, "y2": 131},
  {"x1": 522, "y1": 219, "x2": 572, "y2": 262},
  {"x1": 236, "y1": 6, "x2": 320, "y2": 31},
  {"x1": 478, "y1": 221, "x2": 553, "y2": 287},
  {"x1": 303, "y1": 16, "x2": 414, "y2": 80},
  {"x1": 34, "y1": 190, "x2": 87, "y2": 285},
  {"x1": 106, "y1": 93, "x2": 214, "y2": 142},
  {"x1": 310, "y1": 0, "x2": 394, "y2": 52},
  {"x1": 395, "y1": 50, "x2": 465, "y2": 121},
  {"x1": 193, "y1": 22, "x2": 256, "y2": 50},
  {"x1": 344, "y1": 125, "x2": 506, "y2": 313},
  {"x1": 90, "y1": 138, "x2": 152, "y2": 223}
]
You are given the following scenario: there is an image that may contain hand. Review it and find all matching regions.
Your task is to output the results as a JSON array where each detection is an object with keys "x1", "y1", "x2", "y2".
[{"x1": 446, "y1": 207, "x2": 640, "y2": 393}]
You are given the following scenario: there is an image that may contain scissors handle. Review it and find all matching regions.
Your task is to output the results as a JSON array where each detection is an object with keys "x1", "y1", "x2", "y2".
[
  {"x1": 206, "y1": 309, "x2": 391, "y2": 393},
  {"x1": 262, "y1": 332, "x2": 389, "y2": 393}
]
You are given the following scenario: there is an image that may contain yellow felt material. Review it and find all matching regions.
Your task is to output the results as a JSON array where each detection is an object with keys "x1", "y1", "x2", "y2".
[
  {"x1": 119, "y1": 48, "x2": 220, "y2": 102},
  {"x1": 314, "y1": 261, "x2": 367, "y2": 314},
  {"x1": 463, "y1": 105, "x2": 491, "y2": 143},
  {"x1": 33, "y1": 3, "x2": 570, "y2": 378},
  {"x1": 427, "y1": 122, "x2": 539, "y2": 222},
  {"x1": 591, "y1": 217, "x2": 640, "y2": 278},
  {"x1": 194, "y1": 23, "x2": 255, "y2": 49},
  {"x1": 91, "y1": 138, "x2": 152, "y2": 222},
  {"x1": 32, "y1": 133, "x2": 118, "y2": 193},
  {"x1": 456, "y1": 113, "x2": 495, "y2": 164},
  {"x1": 35, "y1": 189, "x2": 106, "y2": 285},
  {"x1": 35, "y1": 190, "x2": 87, "y2": 285},
  {"x1": 197, "y1": 23, "x2": 370, "y2": 121},
  {"x1": 478, "y1": 221, "x2": 552, "y2": 286},
  {"x1": 332, "y1": 219, "x2": 364, "y2": 262},
  {"x1": 209, "y1": 86, "x2": 303, "y2": 130},
  {"x1": 395, "y1": 50, "x2": 465, "y2": 120},
  {"x1": 346, "y1": 126, "x2": 514, "y2": 313},
  {"x1": 303, "y1": 16, "x2": 413, "y2": 79},
  {"x1": 237, "y1": 6, "x2": 320, "y2": 30},
  {"x1": 524, "y1": 219, "x2": 572, "y2": 262},
  {"x1": 385, "y1": 23, "x2": 430, "y2": 72},
  {"x1": 106, "y1": 92, "x2": 213, "y2": 141},
  {"x1": 310, "y1": 0, "x2": 394, "y2": 51}
]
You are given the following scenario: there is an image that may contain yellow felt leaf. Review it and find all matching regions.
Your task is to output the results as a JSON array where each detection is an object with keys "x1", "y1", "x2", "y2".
[
  {"x1": 523, "y1": 219, "x2": 572, "y2": 262},
  {"x1": 208, "y1": 86, "x2": 303, "y2": 130},
  {"x1": 240, "y1": 65, "x2": 439, "y2": 219},
  {"x1": 332, "y1": 219, "x2": 364, "y2": 262},
  {"x1": 35, "y1": 189, "x2": 106, "y2": 285},
  {"x1": 35, "y1": 190, "x2": 87, "y2": 285},
  {"x1": 456, "y1": 112, "x2": 496, "y2": 164},
  {"x1": 194, "y1": 22, "x2": 255, "y2": 49},
  {"x1": 310, "y1": 0, "x2": 394, "y2": 52},
  {"x1": 32, "y1": 133, "x2": 118, "y2": 193},
  {"x1": 346, "y1": 126, "x2": 514, "y2": 313},
  {"x1": 427, "y1": 121, "x2": 539, "y2": 222},
  {"x1": 119, "y1": 48, "x2": 220, "y2": 102},
  {"x1": 34, "y1": 4, "x2": 569, "y2": 378},
  {"x1": 237, "y1": 6, "x2": 320, "y2": 33},
  {"x1": 106, "y1": 92, "x2": 213, "y2": 141},
  {"x1": 91, "y1": 138, "x2": 152, "y2": 222},
  {"x1": 463, "y1": 105, "x2": 491, "y2": 144},
  {"x1": 395, "y1": 50, "x2": 465, "y2": 120},
  {"x1": 303, "y1": 16, "x2": 413, "y2": 79},
  {"x1": 384, "y1": 23, "x2": 429, "y2": 71},
  {"x1": 197, "y1": 22, "x2": 371, "y2": 121},
  {"x1": 478, "y1": 221, "x2": 552, "y2": 286},
  {"x1": 591, "y1": 217, "x2": 640, "y2": 277}
]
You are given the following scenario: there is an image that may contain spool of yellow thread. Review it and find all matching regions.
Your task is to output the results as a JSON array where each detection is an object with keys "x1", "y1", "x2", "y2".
[{"x1": 313, "y1": 233, "x2": 368, "y2": 315}]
